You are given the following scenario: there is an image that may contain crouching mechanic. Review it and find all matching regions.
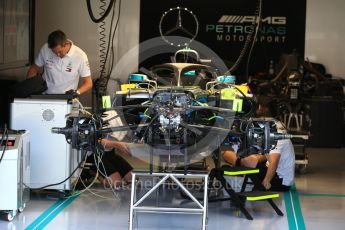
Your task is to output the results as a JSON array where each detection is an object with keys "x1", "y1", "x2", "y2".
[
  {"x1": 222, "y1": 121, "x2": 295, "y2": 191},
  {"x1": 91, "y1": 139, "x2": 133, "y2": 190}
]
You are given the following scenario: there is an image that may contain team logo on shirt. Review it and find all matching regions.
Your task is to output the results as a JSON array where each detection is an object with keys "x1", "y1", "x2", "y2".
[
  {"x1": 45, "y1": 58, "x2": 54, "y2": 69},
  {"x1": 66, "y1": 62, "x2": 72, "y2": 72}
]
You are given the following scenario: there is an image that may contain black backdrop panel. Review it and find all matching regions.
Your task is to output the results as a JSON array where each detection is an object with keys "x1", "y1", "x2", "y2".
[
  {"x1": 139, "y1": 0, "x2": 306, "y2": 76},
  {"x1": 307, "y1": 100, "x2": 344, "y2": 148}
]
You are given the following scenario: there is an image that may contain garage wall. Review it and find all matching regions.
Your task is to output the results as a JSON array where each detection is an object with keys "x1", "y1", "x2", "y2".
[
  {"x1": 34, "y1": 0, "x2": 345, "y2": 84},
  {"x1": 305, "y1": 0, "x2": 345, "y2": 78}
]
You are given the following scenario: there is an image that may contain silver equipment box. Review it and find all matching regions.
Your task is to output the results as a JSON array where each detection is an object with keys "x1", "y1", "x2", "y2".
[
  {"x1": 0, "y1": 131, "x2": 30, "y2": 221},
  {"x1": 10, "y1": 98, "x2": 77, "y2": 191}
]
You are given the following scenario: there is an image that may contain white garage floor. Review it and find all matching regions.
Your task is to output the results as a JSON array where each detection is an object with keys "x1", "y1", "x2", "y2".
[{"x1": 1, "y1": 147, "x2": 345, "y2": 230}]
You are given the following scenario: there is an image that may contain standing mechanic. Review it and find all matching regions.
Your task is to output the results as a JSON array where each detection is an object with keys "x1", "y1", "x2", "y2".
[{"x1": 27, "y1": 30, "x2": 92, "y2": 95}]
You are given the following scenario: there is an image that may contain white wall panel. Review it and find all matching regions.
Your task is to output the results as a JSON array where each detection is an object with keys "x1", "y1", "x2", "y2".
[{"x1": 306, "y1": 0, "x2": 345, "y2": 78}]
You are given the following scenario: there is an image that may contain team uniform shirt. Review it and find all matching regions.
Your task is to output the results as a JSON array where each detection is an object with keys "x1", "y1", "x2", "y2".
[
  {"x1": 35, "y1": 40, "x2": 91, "y2": 94},
  {"x1": 267, "y1": 139, "x2": 295, "y2": 186},
  {"x1": 228, "y1": 120, "x2": 295, "y2": 187}
]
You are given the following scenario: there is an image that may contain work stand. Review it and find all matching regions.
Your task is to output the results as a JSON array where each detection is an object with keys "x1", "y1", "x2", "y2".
[
  {"x1": 129, "y1": 172, "x2": 208, "y2": 230},
  {"x1": 208, "y1": 166, "x2": 284, "y2": 220}
]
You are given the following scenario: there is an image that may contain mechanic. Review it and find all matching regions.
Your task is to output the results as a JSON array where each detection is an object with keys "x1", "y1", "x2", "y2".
[
  {"x1": 27, "y1": 30, "x2": 92, "y2": 95},
  {"x1": 222, "y1": 104, "x2": 295, "y2": 191},
  {"x1": 85, "y1": 139, "x2": 133, "y2": 190}
]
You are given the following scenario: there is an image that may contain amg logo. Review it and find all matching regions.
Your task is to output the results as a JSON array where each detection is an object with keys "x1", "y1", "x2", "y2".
[{"x1": 218, "y1": 15, "x2": 286, "y2": 25}]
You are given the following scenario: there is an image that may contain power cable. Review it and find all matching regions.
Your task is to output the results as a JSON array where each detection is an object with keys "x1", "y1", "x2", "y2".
[
  {"x1": 108, "y1": 0, "x2": 122, "y2": 77},
  {"x1": 28, "y1": 160, "x2": 84, "y2": 190},
  {"x1": 223, "y1": 0, "x2": 262, "y2": 78},
  {"x1": 0, "y1": 124, "x2": 9, "y2": 165},
  {"x1": 100, "y1": 0, "x2": 117, "y2": 80},
  {"x1": 244, "y1": 0, "x2": 262, "y2": 81}
]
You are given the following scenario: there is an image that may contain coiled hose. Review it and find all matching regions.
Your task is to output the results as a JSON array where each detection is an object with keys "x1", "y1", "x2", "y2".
[
  {"x1": 86, "y1": 0, "x2": 115, "y2": 23},
  {"x1": 99, "y1": 0, "x2": 108, "y2": 79}
]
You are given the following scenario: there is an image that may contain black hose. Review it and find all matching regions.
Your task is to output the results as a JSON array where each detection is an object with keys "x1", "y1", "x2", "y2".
[
  {"x1": 244, "y1": 0, "x2": 262, "y2": 81},
  {"x1": 86, "y1": 0, "x2": 115, "y2": 23},
  {"x1": 0, "y1": 124, "x2": 8, "y2": 164},
  {"x1": 223, "y1": 0, "x2": 262, "y2": 76},
  {"x1": 108, "y1": 0, "x2": 122, "y2": 77}
]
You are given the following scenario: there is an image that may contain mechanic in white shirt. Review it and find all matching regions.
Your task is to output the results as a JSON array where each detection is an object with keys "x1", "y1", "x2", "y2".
[
  {"x1": 222, "y1": 103, "x2": 295, "y2": 191},
  {"x1": 27, "y1": 30, "x2": 92, "y2": 95}
]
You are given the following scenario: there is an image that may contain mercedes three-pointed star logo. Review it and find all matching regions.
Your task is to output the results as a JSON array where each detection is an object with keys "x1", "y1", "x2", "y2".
[{"x1": 159, "y1": 6, "x2": 199, "y2": 47}]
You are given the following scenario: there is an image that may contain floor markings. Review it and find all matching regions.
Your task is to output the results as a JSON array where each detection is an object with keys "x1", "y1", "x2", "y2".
[
  {"x1": 25, "y1": 195, "x2": 79, "y2": 230},
  {"x1": 284, "y1": 184, "x2": 306, "y2": 230}
]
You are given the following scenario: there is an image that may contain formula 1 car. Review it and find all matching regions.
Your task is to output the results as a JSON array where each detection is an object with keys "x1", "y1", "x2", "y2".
[{"x1": 51, "y1": 61, "x2": 302, "y2": 175}]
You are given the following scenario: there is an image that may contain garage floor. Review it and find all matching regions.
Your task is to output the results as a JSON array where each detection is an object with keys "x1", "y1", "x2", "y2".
[{"x1": 1, "y1": 147, "x2": 345, "y2": 230}]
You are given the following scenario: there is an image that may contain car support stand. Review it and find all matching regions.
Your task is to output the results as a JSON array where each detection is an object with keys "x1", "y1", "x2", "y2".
[{"x1": 128, "y1": 172, "x2": 208, "y2": 230}]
